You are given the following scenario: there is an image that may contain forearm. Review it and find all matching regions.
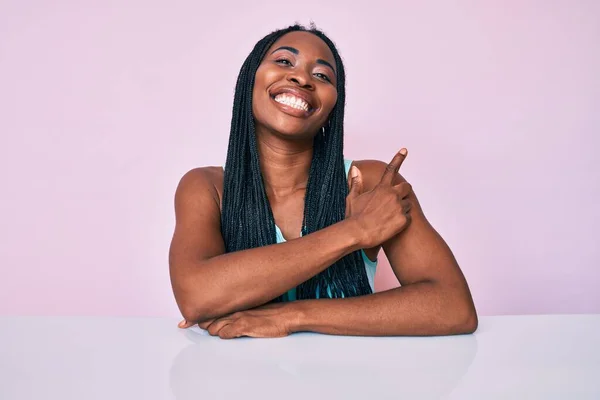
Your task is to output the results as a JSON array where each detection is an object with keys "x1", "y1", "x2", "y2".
[
  {"x1": 177, "y1": 219, "x2": 361, "y2": 322},
  {"x1": 291, "y1": 282, "x2": 478, "y2": 336}
]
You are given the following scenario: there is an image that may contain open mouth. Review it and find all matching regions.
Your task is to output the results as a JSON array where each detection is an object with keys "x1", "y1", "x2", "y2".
[
  {"x1": 271, "y1": 93, "x2": 312, "y2": 112},
  {"x1": 269, "y1": 89, "x2": 316, "y2": 115}
]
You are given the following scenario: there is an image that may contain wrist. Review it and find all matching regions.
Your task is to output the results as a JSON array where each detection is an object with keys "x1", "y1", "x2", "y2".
[
  {"x1": 287, "y1": 300, "x2": 314, "y2": 333},
  {"x1": 339, "y1": 218, "x2": 364, "y2": 252}
]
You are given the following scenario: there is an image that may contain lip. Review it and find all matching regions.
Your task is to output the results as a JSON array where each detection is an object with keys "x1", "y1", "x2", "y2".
[{"x1": 269, "y1": 87, "x2": 317, "y2": 117}]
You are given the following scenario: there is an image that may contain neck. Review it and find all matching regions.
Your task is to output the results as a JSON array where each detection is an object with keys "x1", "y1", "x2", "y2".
[{"x1": 255, "y1": 129, "x2": 314, "y2": 197}]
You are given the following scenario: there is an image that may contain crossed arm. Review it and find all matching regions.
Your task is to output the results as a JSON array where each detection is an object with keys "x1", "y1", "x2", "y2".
[
  {"x1": 169, "y1": 158, "x2": 477, "y2": 338},
  {"x1": 285, "y1": 160, "x2": 478, "y2": 337}
]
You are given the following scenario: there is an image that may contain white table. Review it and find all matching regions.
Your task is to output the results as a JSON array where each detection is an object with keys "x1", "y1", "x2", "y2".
[{"x1": 1, "y1": 315, "x2": 598, "y2": 399}]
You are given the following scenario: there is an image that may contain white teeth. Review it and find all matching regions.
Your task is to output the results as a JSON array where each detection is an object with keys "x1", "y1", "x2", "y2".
[{"x1": 274, "y1": 94, "x2": 310, "y2": 111}]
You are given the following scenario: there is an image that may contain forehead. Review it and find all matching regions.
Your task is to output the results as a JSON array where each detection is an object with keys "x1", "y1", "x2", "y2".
[{"x1": 267, "y1": 31, "x2": 335, "y2": 64}]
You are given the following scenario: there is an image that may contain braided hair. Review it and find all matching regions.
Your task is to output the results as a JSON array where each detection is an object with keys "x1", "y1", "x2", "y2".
[{"x1": 221, "y1": 24, "x2": 372, "y2": 301}]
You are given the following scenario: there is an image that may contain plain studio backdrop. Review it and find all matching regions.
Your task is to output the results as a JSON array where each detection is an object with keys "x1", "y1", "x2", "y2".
[{"x1": 0, "y1": 0, "x2": 598, "y2": 317}]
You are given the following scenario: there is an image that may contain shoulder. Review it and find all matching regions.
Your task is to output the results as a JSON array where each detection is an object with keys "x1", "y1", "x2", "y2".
[
  {"x1": 351, "y1": 159, "x2": 408, "y2": 191},
  {"x1": 174, "y1": 166, "x2": 224, "y2": 211}
]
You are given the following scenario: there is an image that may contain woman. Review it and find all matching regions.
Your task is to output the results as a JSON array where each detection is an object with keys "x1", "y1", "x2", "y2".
[{"x1": 169, "y1": 24, "x2": 477, "y2": 339}]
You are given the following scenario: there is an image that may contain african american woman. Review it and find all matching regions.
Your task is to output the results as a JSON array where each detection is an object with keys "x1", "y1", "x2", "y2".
[{"x1": 168, "y1": 24, "x2": 478, "y2": 339}]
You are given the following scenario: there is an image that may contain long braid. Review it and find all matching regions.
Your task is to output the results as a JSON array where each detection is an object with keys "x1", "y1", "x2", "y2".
[{"x1": 221, "y1": 24, "x2": 372, "y2": 302}]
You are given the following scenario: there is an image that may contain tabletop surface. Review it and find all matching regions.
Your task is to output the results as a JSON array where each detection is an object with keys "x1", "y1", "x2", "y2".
[{"x1": 1, "y1": 314, "x2": 599, "y2": 399}]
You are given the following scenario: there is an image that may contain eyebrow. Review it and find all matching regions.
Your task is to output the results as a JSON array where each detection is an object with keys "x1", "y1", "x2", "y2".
[{"x1": 270, "y1": 46, "x2": 336, "y2": 74}]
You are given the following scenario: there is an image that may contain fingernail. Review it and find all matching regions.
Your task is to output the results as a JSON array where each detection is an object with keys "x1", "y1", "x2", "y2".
[
  {"x1": 399, "y1": 148, "x2": 408, "y2": 156},
  {"x1": 351, "y1": 166, "x2": 358, "y2": 178}
]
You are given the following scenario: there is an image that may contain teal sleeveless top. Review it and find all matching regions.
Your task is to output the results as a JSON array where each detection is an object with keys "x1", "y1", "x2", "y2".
[{"x1": 222, "y1": 160, "x2": 377, "y2": 301}]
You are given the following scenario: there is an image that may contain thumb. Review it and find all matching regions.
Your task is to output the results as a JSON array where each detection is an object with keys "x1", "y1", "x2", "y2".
[{"x1": 347, "y1": 166, "x2": 363, "y2": 199}]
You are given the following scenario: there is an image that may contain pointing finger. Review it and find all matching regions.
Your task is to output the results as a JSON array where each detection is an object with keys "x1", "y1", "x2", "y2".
[{"x1": 380, "y1": 148, "x2": 407, "y2": 185}]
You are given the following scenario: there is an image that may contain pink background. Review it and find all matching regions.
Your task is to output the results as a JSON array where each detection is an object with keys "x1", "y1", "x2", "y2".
[{"x1": 1, "y1": 1, "x2": 598, "y2": 317}]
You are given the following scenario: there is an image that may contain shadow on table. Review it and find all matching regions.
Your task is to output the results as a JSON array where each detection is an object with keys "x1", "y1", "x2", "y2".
[{"x1": 169, "y1": 328, "x2": 478, "y2": 399}]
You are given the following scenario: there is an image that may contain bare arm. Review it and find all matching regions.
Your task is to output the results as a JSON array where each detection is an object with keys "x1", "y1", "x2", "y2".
[
  {"x1": 290, "y1": 285, "x2": 474, "y2": 336},
  {"x1": 200, "y1": 157, "x2": 477, "y2": 338},
  {"x1": 169, "y1": 167, "x2": 364, "y2": 323},
  {"x1": 292, "y1": 160, "x2": 477, "y2": 335}
]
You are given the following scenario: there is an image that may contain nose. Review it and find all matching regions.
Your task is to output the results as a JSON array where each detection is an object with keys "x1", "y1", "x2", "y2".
[{"x1": 287, "y1": 69, "x2": 314, "y2": 90}]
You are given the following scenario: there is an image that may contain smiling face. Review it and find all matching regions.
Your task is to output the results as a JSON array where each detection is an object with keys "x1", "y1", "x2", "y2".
[{"x1": 252, "y1": 31, "x2": 339, "y2": 140}]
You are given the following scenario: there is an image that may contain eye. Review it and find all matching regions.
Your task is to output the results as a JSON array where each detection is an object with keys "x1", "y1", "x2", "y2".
[
  {"x1": 314, "y1": 72, "x2": 331, "y2": 83},
  {"x1": 275, "y1": 59, "x2": 292, "y2": 66}
]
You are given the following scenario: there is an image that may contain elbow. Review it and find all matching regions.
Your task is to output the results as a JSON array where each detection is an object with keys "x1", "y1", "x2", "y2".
[
  {"x1": 450, "y1": 303, "x2": 478, "y2": 335},
  {"x1": 423, "y1": 281, "x2": 478, "y2": 335},
  {"x1": 179, "y1": 293, "x2": 235, "y2": 324},
  {"x1": 180, "y1": 301, "x2": 219, "y2": 324},
  {"x1": 458, "y1": 308, "x2": 478, "y2": 334},
  {"x1": 177, "y1": 290, "x2": 219, "y2": 323},
  {"x1": 180, "y1": 304, "x2": 204, "y2": 324},
  {"x1": 173, "y1": 278, "x2": 228, "y2": 323},
  {"x1": 173, "y1": 284, "x2": 210, "y2": 323},
  {"x1": 437, "y1": 282, "x2": 478, "y2": 335}
]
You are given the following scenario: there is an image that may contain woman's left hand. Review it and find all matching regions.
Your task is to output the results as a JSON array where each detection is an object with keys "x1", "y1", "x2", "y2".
[{"x1": 178, "y1": 303, "x2": 300, "y2": 339}]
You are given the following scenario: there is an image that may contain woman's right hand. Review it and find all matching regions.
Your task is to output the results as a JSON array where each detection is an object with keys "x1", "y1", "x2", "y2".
[{"x1": 345, "y1": 149, "x2": 413, "y2": 249}]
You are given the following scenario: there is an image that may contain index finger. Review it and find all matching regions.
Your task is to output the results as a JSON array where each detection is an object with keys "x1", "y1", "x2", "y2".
[{"x1": 380, "y1": 148, "x2": 407, "y2": 185}]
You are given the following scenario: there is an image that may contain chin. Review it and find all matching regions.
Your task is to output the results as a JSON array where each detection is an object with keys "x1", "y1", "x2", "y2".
[
  {"x1": 254, "y1": 113, "x2": 316, "y2": 139},
  {"x1": 271, "y1": 123, "x2": 318, "y2": 140}
]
